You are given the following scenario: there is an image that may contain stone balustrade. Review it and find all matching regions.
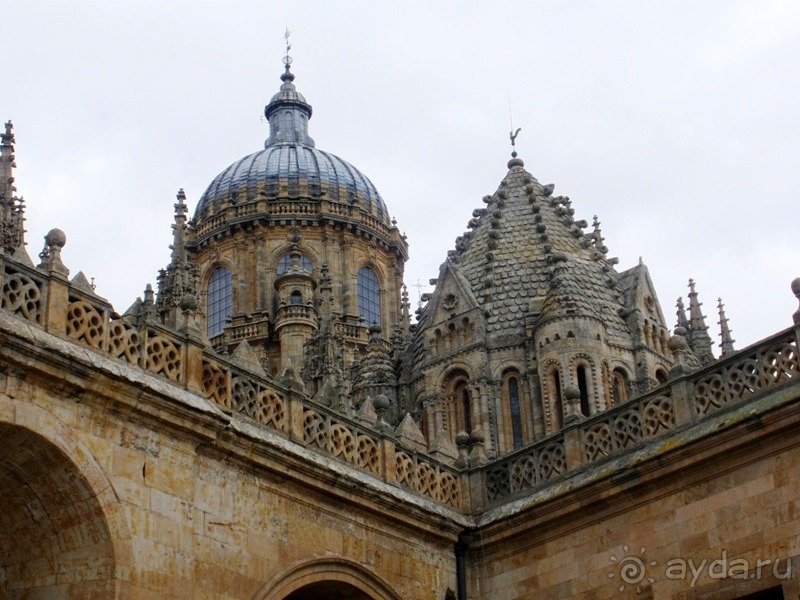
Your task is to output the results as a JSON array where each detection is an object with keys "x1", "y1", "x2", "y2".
[
  {"x1": 193, "y1": 195, "x2": 393, "y2": 241},
  {"x1": 334, "y1": 321, "x2": 368, "y2": 343},
  {"x1": 2, "y1": 248, "x2": 798, "y2": 515},
  {"x1": 0, "y1": 251, "x2": 461, "y2": 510},
  {"x1": 480, "y1": 326, "x2": 799, "y2": 506},
  {"x1": 275, "y1": 303, "x2": 317, "y2": 323}
]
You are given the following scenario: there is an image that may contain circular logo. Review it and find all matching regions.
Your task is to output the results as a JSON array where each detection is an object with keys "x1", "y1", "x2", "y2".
[{"x1": 609, "y1": 545, "x2": 656, "y2": 592}]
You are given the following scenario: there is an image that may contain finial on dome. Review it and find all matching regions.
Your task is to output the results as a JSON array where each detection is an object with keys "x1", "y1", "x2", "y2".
[
  {"x1": 264, "y1": 28, "x2": 315, "y2": 148},
  {"x1": 281, "y1": 27, "x2": 295, "y2": 83}
]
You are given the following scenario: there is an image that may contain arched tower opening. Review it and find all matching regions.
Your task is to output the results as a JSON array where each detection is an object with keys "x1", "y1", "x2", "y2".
[
  {"x1": 611, "y1": 367, "x2": 630, "y2": 405},
  {"x1": 443, "y1": 369, "x2": 473, "y2": 436},
  {"x1": 543, "y1": 364, "x2": 563, "y2": 432},
  {"x1": 499, "y1": 368, "x2": 526, "y2": 452},
  {"x1": 507, "y1": 374, "x2": 523, "y2": 449},
  {"x1": 577, "y1": 365, "x2": 591, "y2": 417}
]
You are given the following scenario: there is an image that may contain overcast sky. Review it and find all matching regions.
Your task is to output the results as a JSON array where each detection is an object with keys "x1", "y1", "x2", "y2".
[{"x1": 4, "y1": 1, "x2": 799, "y2": 350}]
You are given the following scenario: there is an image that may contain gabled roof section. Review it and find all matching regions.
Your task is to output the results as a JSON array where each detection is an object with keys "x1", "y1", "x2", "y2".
[
  {"x1": 617, "y1": 261, "x2": 668, "y2": 328},
  {"x1": 423, "y1": 260, "x2": 482, "y2": 326}
]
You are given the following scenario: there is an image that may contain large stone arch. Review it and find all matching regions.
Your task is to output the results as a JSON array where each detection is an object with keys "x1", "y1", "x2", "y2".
[
  {"x1": 0, "y1": 395, "x2": 131, "y2": 598},
  {"x1": 255, "y1": 557, "x2": 403, "y2": 600}
]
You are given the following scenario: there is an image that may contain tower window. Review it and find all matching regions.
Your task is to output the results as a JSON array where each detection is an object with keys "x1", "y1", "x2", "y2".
[
  {"x1": 549, "y1": 367, "x2": 563, "y2": 430},
  {"x1": 611, "y1": 368, "x2": 630, "y2": 404},
  {"x1": 207, "y1": 267, "x2": 232, "y2": 338},
  {"x1": 455, "y1": 381, "x2": 472, "y2": 434},
  {"x1": 577, "y1": 365, "x2": 591, "y2": 416},
  {"x1": 357, "y1": 267, "x2": 381, "y2": 325},
  {"x1": 277, "y1": 253, "x2": 313, "y2": 275},
  {"x1": 508, "y1": 376, "x2": 523, "y2": 449},
  {"x1": 290, "y1": 290, "x2": 303, "y2": 305}
]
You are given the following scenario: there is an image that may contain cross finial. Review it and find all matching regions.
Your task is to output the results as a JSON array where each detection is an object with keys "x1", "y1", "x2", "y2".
[
  {"x1": 411, "y1": 279, "x2": 426, "y2": 309},
  {"x1": 282, "y1": 27, "x2": 293, "y2": 69}
]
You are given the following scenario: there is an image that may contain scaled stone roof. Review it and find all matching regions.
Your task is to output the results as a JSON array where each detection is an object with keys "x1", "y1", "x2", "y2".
[{"x1": 427, "y1": 161, "x2": 631, "y2": 346}]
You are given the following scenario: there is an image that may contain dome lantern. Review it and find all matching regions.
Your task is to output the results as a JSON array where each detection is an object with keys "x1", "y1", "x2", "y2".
[{"x1": 264, "y1": 58, "x2": 315, "y2": 148}]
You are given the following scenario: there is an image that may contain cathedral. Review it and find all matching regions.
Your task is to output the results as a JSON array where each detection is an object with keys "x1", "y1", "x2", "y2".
[{"x1": 1, "y1": 54, "x2": 799, "y2": 599}]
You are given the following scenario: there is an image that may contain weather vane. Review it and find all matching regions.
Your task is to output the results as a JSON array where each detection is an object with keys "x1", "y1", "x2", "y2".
[
  {"x1": 509, "y1": 127, "x2": 521, "y2": 157},
  {"x1": 508, "y1": 92, "x2": 521, "y2": 157},
  {"x1": 282, "y1": 27, "x2": 293, "y2": 68}
]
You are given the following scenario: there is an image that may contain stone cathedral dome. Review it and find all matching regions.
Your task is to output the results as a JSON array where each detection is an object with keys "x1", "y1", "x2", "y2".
[
  {"x1": 193, "y1": 61, "x2": 390, "y2": 230},
  {"x1": 181, "y1": 57, "x2": 408, "y2": 379}
]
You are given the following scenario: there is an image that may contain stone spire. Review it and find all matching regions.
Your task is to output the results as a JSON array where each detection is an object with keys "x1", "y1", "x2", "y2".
[
  {"x1": 0, "y1": 121, "x2": 25, "y2": 254},
  {"x1": 400, "y1": 283, "x2": 411, "y2": 331},
  {"x1": 676, "y1": 296, "x2": 689, "y2": 330},
  {"x1": 686, "y1": 279, "x2": 715, "y2": 365},
  {"x1": 264, "y1": 50, "x2": 315, "y2": 148},
  {"x1": 303, "y1": 263, "x2": 346, "y2": 408},
  {"x1": 352, "y1": 324, "x2": 398, "y2": 422},
  {"x1": 717, "y1": 297, "x2": 735, "y2": 357},
  {"x1": 156, "y1": 189, "x2": 199, "y2": 330},
  {"x1": 591, "y1": 215, "x2": 608, "y2": 255}
]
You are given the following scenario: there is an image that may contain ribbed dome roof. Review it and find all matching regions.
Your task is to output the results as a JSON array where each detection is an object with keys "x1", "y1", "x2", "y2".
[
  {"x1": 193, "y1": 61, "x2": 390, "y2": 228},
  {"x1": 194, "y1": 144, "x2": 388, "y2": 223}
]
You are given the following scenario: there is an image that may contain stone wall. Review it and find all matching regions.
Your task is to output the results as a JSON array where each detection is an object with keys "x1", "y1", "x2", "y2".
[
  {"x1": 471, "y1": 382, "x2": 800, "y2": 599},
  {"x1": 0, "y1": 309, "x2": 461, "y2": 599}
]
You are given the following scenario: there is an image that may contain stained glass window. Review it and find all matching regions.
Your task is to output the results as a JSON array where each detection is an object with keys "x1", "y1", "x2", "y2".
[
  {"x1": 207, "y1": 267, "x2": 232, "y2": 338},
  {"x1": 357, "y1": 267, "x2": 381, "y2": 326}
]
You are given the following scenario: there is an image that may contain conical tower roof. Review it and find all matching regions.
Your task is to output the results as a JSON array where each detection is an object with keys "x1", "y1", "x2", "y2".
[{"x1": 441, "y1": 158, "x2": 630, "y2": 344}]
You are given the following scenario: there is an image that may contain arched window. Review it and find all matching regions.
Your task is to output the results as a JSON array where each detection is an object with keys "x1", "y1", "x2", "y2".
[
  {"x1": 277, "y1": 253, "x2": 313, "y2": 275},
  {"x1": 290, "y1": 290, "x2": 303, "y2": 305},
  {"x1": 357, "y1": 267, "x2": 381, "y2": 326},
  {"x1": 455, "y1": 381, "x2": 472, "y2": 434},
  {"x1": 655, "y1": 368, "x2": 668, "y2": 386},
  {"x1": 548, "y1": 366, "x2": 563, "y2": 430},
  {"x1": 507, "y1": 376, "x2": 523, "y2": 449},
  {"x1": 577, "y1": 365, "x2": 591, "y2": 417},
  {"x1": 611, "y1": 368, "x2": 629, "y2": 405},
  {"x1": 544, "y1": 364, "x2": 564, "y2": 430},
  {"x1": 207, "y1": 267, "x2": 232, "y2": 338}
]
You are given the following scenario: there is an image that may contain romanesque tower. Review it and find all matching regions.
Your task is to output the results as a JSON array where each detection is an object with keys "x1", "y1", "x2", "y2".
[{"x1": 408, "y1": 152, "x2": 680, "y2": 457}]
